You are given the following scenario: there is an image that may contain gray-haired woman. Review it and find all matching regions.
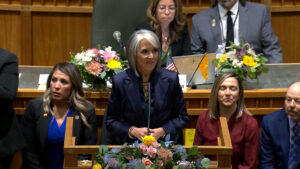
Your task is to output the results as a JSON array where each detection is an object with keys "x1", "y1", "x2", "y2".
[{"x1": 106, "y1": 29, "x2": 189, "y2": 144}]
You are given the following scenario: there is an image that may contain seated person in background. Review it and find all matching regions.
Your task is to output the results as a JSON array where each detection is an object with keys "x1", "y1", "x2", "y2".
[
  {"x1": 136, "y1": 0, "x2": 192, "y2": 67},
  {"x1": 259, "y1": 82, "x2": 300, "y2": 169},
  {"x1": 21, "y1": 62, "x2": 97, "y2": 169},
  {"x1": 106, "y1": 29, "x2": 189, "y2": 145},
  {"x1": 191, "y1": 0, "x2": 282, "y2": 63},
  {"x1": 0, "y1": 49, "x2": 24, "y2": 169},
  {"x1": 193, "y1": 72, "x2": 259, "y2": 169}
]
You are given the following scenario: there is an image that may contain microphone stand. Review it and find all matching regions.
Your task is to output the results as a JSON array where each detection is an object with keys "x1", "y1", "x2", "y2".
[{"x1": 147, "y1": 82, "x2": 151, "y2": 135}]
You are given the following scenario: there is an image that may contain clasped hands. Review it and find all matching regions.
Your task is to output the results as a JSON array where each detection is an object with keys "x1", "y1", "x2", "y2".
[{"x1": 129, "y1": 127, "x2": 165, "y2": 141}]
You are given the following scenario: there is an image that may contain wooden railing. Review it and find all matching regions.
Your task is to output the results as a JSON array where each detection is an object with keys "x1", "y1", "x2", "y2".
[{"x1": 63, "y1": 117, "x2": 233, "y2": 169}]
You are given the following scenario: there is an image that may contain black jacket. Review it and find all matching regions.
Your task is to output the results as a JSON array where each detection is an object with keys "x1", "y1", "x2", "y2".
[
  {"x1": 135, "y1": 21, "x2": 192, "y2": 57},
  {"x1": 0, "y1": 48, "x2": 24, "y2": 158},
  {"x1": 21, "y1": 98, "x2": 97, "y2": 169}
]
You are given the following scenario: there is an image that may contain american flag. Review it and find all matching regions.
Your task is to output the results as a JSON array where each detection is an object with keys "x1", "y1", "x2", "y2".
[{"x1": 166, "y1": 62, "x2": 176, "y2": 71}]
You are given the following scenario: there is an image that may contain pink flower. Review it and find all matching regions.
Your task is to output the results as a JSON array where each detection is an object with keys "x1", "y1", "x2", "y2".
[
  {"x1": 89, "y1": 48, "x2": 98, "y2": 55},
  {"x1": 100, "y1": 46, "x2": 118, "y2": 62},
  {"x1": 142, "y1": 157, "x2": 152, "y2": 166},
  {"x1": 156, "y1": 160, "x2": 164, "y2": 167},
  {"x1": 140, "y1": 145, "x2": 148, "y2": 155},
  {"x1": 85, "y1": 61, "x2": 102, "y2": 76},
  {"x1": 151, "y1": 142, "x2": 160, "y2": 148},
  {"x1": 147, "y1": 146, "x2": 157, "y2": 158}
]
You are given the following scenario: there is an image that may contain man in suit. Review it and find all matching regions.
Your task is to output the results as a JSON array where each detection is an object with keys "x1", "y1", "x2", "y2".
[
  {"x1": 259, "y1": 82, "x2": 300, "y2": 169},
  {"x1": 191, "y1": 0, "x2": 283, "y2": 63},
  {"x1": 0, "y1": 48, "x2": 24, "y2": 168}
]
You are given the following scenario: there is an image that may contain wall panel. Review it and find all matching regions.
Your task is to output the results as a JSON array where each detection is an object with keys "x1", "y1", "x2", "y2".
[
  {"x1": 271, "y1": 12, "x2": 300, "y2": 63},
  {"x1": 0, "y1": 0, "x2": 300, "y2": 66},
  {"x1": 32, "y1": 12, "x2": 91, "y2": 65},
  {"x1": 0, "y1": 11, "x2": 21, "y2": 60}
]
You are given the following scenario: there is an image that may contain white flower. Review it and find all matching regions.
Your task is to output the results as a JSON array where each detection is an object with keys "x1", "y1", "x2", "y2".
[
  {"x1": 75, "y1": 52, "x2": 86, "y2": 64},
  {"x1": 82, "y1": 53, "x2": 93, "y2": 62},
  {"x1": 248, "y1": 48, "x2": 256, "y2": 56},
  {"x1": 232, "y1": 59, "x2": 243, "y2": 68},
  {"x1": 85, "y1": 49, "x2": 97, "y2": 58},
  {"x1": 226, "y1": 50, "x2": 237, "y2": 61}
]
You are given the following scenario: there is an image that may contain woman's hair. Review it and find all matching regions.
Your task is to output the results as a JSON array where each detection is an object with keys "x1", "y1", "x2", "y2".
[
  {"x1": 126, "y1": 29, "x2": 161, "y2": 77},
  {"x1": 211, "y1": 0, "x2": 246, "y2": 7},
  {"x1": 208, "y1": 71, "x2": 250, "y2": 119},
  {"x1": 147, "y1": 0, "x2": 186, "y2": 43},
  {"x1": 43, "y1": 62, "x2": 91, "y2": 127}
]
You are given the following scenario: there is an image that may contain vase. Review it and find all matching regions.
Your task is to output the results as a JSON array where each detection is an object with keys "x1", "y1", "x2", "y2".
[{"x1": 85, "y1": 78, "x2": 108, "y2": 91}]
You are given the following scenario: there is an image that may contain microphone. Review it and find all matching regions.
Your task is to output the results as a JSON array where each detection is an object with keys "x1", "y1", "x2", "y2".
[
  {"x1": 147, "y1": 82, "x2": 151, "y2": 135},
  {"x1": 113, "y1": 30, "x2": 126, "y2": 57}
]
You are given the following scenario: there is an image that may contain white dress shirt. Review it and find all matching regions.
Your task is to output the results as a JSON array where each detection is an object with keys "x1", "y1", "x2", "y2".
[{"x1": 218, "y1": 2, "x2": 240, "y2": 46}]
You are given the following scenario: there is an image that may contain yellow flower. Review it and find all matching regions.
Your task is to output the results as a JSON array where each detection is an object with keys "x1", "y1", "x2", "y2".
[
  {"x1": 219, "y1": 54, "x2": 226, "y2": 62},
  {"x1": 92, "y1": 163, "x2": 102, "y2": 169},
  {"x1": 107, "y1": 59, "x2": 121, "y2": 70},
  {"x1": 142, "y1": 135, "x2": 157, "y2": 146},
  {"x1": 243, "y1": 55, "x2": 257, "y2": 67}
]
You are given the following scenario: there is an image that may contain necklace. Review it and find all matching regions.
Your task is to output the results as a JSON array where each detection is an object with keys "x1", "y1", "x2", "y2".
[
  {"x1": 163, "y1": 36, "x2": 168, "y2": 42},
  {"x1": 143, "y1": 84, "x2": 148, "y2": 99}
]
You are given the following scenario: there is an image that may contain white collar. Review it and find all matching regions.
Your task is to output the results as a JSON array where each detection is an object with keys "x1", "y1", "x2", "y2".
[{"x1": 218, "y1": 1, "x2": 239, "y2": 18}]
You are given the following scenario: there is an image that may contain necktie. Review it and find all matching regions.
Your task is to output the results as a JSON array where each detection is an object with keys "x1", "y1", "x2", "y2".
[
  {"x1": 288, "y1": 123, "x2": 300, "y2": 169},
  {"x1": 226, "y1": 11, "x2": 234, "y2": 47}
]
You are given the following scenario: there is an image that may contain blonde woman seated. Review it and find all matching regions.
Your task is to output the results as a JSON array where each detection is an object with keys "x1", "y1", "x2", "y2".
[
  {"x1": 21, "y1": 62, "x2": 97, "y2": 169},
  {"x1": 193, "y1": 72, "x2": 259, "y2": 169}
]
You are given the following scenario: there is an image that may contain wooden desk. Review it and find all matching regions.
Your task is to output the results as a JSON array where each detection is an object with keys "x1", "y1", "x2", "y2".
[{"x1": 14, "y1": 88, "x2": 285, "y2": 134}]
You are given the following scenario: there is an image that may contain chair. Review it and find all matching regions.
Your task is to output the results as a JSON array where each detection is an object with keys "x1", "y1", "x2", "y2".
[{"x1": 91, "y1": 0, "x2": 149, "y2": 59}]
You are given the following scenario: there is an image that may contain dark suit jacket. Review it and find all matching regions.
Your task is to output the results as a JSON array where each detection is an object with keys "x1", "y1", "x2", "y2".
[
  {"x1": 0, "y1": 48, "x2": 24, "y2": 158},
  {"x1": 191, "y1": 2, "x2": 282, "y2": 63},
  {"x1": 21, "y1": 98, "x2": 97, "y2": 169},
  {"x1": 259, "y1": 108, "x2": 296, "y2": 169},
  {"x1": 106, "y1": 68, "x2": 189, "y2": 144},
  {"x1": 136, "y1": 21, "x2": 192, "y2": 57}
]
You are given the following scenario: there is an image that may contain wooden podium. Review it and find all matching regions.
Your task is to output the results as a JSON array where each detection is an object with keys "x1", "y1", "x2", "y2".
[{"x1": 63, "y1": 117, "x2": 233, "y2": 169}]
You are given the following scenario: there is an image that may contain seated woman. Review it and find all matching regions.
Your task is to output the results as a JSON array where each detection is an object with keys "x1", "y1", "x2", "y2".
[
  {"x1": 106, "y1": 29, "x2": 189, "y2": 145},
  {"x1": 136, "y1": 0, "x2": 191, "y2": 67},
  {"x1": 21, "y1": 62, "x2": 97, "y2": 169},
  {"x1": 193, "y1": 72, "x2": 259, "y2": 169}
]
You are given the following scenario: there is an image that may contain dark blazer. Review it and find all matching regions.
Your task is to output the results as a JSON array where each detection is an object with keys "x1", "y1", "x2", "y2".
[
  {"x1": 191, "y1": 2, "x2": 282, "y2": 63},
  {"x1": 21, "y1": 98, "x2": 97, "y2": 169},
  {"x1": 106, "y1": 68, "x2": 189, "y2": 144},
  {"x1": 0, "y1": 48, "x2": 24, "y2": 158},
  {"x1": 135, "y1": 21, "x2": 192, "y2": 57},
  {"x1": 259, "y1": 108, "x2": 295, "y2": 169}
]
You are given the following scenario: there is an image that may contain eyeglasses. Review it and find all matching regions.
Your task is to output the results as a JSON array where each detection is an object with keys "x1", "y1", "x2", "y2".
[
  {"x1": 285, "y1": 97, "x2": 300, "y2": 105},
  {"x1": 157, "y1": 5, "x2": 176, "y2": 12}
]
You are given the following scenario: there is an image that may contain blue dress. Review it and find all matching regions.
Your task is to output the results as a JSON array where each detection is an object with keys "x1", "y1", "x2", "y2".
[{"x1": 45, "y1": 109, "x2": 72, "y2": 169}]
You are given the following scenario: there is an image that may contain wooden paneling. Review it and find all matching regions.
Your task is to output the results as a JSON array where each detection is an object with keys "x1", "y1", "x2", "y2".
[
  {"x1": 0, "y1": 10, "x2": 21, "y2": 59},
  {"x1": 32, "y1": 12, "x2": 91, "y2": 66},
  {"x1": 271, "y1": 12, "x2": 300, "y2": 63},
  {"x1": 0, "y1": 0, "x2": 300, "y2": 66}
]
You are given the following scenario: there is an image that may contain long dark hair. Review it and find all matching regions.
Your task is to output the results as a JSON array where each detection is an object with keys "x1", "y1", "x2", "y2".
[
  {"x1": 146, "y1": 0, "x2": 186, "y2": 43},
  {"x1": 43, "y1": 62, "x2": 91, "y2": 127}
]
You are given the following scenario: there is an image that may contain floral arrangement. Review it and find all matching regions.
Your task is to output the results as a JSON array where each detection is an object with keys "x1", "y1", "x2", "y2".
[
  {"x1": 93, "y1": 135, "x2": 210, "y2": 169},
  {"x1": 213, "y1": 40, "x2": 268, "y2": 80},
  {"x1": 70, "y1": 45, "x2": 127, "y2": 90}
]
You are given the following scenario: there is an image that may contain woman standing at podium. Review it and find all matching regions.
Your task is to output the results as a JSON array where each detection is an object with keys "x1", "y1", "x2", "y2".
[
  {"x1": 136, "y1": 0, "x2": 191, "y2": 67},
  {"x1": 193, "y1": 72, "x2": 259, "y2": 169},
  {"x1": 106, "y1": 29, "x2": 189, "y2": 145},
  {"x1": 21, "y1": 62, "x2": 97, "y2": 169}
]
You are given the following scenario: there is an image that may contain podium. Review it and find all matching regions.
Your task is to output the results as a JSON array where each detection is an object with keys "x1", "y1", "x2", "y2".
[{"x1": 63, "y1": 117, "x2": 233, "y2": 169}]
